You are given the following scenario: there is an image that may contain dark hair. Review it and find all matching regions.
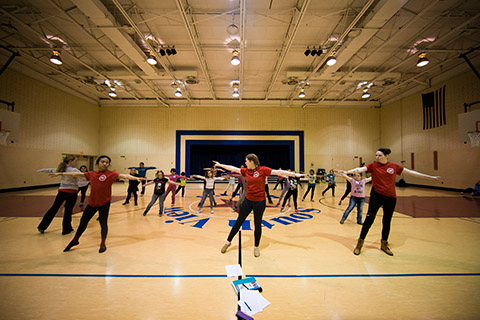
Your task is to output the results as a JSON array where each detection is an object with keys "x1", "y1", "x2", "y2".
[
  {"x1": 156, "y1": 170, "x2": 164, "y2": 178},
  {"x1": 246, "y1": 153, "x2": 260, "y2": 166},
  {"x1": 377, "y1": 148, "x2": 391, "y2": 156},
  {"x1": 180, "y1": 172, "x2": 185, "y2": 175},
  {"x1": 205, "y1": 170, "x2": 213, "y2": 178},
  {"x1": 139, "y1": 162, "x2": 145, "y2": 166},
  {"x1": 170, "y1": 168, "x2": 176, "y2": 173},
  {"x1": 96, "y1": 155, "x2": 112, "y2": 165},
  {"x1": 309, "y1": 169, "x2": 314, "y2": 174},
  {"x1": 57, "y1": 155, "x2": 76, "y2": 172}
]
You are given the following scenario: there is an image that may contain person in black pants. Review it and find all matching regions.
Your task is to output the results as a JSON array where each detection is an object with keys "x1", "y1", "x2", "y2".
[
  {"x1": 37, "y1": 155, "x2": 80, "y2": 235},
  {"x1": 58, "y1": 155, "x2": 143, "y2": 253},
  {"x1": 342, "y1": 148, "x2": 440, "y2": 256},
  {"x1": 215, "y1": 156, "x2": 305, "y2": 257},
  {"x1": 122, "y1": 168, "x2": 140, "y2": 205}
]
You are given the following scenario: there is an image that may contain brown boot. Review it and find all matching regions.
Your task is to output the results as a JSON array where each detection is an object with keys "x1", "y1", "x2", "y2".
[
  {"x1": 353, "y1": 239, "x2": 364, "y2": 255},
  {"x1": 381, "y1": 240, "x2": 394, "y2": 256}
]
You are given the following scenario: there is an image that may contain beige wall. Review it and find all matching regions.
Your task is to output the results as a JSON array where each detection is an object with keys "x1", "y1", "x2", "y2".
[
  {"x1": 1, "y1": 68, "x2": 478, "y2": 190},
  {"x1": 98, "y1": 106, "x2": 380, "y2": 178},
  {"x1": 0, "y1": 70, "x2": 100, "y2": 189},
  {"x1": 380, "y1": 71, "x2": 480, "y2": 189}
]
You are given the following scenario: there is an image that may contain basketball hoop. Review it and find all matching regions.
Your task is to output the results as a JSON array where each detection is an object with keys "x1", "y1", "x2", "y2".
[{"x1": 467, "y1": 131, "x2": 480, "y2": 147}]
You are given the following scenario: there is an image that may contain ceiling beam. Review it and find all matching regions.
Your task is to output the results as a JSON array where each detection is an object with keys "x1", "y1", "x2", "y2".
[{"x1": 264, "y1": 0, "x2": 311, "y2": 100}]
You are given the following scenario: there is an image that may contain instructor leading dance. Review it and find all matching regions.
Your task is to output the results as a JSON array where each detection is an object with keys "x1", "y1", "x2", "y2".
[{"x1": 214, "y1": 154, "x2": 305, "y2": 258}]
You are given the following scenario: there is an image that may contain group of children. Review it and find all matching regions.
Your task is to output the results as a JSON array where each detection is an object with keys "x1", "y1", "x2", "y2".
[{"x1": 36, "y1": 154, "x2": 384, "y2": 255}]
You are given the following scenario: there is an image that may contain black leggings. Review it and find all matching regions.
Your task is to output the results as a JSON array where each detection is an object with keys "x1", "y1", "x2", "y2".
[
  {"x1": 75, "y1": 202, "x2": 111, "y2": 240},
  {"x1": 38, "y1": 191, "x2": 77, "y2": 233},
  {"x1": 359, "y1": 188, "x2": 397, "y2": 241},
  {"x1": 282, "y1": 188, "x2": 298, "y2": 209},
  {"x1": 227, "y1": 198, "x2": 266, "y2": 247},
  {"x1": 322, "y1": 183, "x2": 335, "y2": 196},
  {"x1": 175, "y1": 185, "x2": 185, "y2": 196},
  {"x1": 340, "y1": 182, "x2": 352, "y2": 201},
  {"x1": 78, "y1": 185, "x2": 88, "y2": 203},
  {"x1": 303, "y1": 185, "x2": 316, "y2": 200}
]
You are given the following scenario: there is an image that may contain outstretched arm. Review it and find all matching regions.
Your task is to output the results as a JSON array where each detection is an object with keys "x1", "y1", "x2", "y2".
[
  {"x1": 334, "y1": 170, "x2": 350, "y2": 180},
  {"x1": 192, "y1": 175, "x2": 205, "y2": 180},
  {"x1": 213, "y1": 161, "x2": 241, "y2": 174},
  {"x1": 341, "y1": 166, "x2": 368, "y2": 175},
  {"x1": 50, "y1": 171, "x2": 85, "y2": 178},
  {"x1": 271, "y1": 169, "x2": 306, "y2": 178},
  {"x1": 118, "y1": 174, "x2": 145, "y2": 181},
  {"x1": 403, "y1": 168, "x2": 440, "y2": 180}
]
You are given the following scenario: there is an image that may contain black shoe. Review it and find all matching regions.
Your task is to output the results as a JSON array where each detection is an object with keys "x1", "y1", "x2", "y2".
[
  {"x1": 143, "y1": 211, "x2": 147, "y2": 216},
  {"x1": 62, "y1": 229, "x2": 74, "y2": 235},
  {"x1": 64, "y1": 240, "x2": 79, "y2": 252},
  {"x1": 99, "y1": 246, "x2": 107, "y2": 253},
  {"x1": 122, "y1": 202, "x2": 129, "y2": 205},
  {"x1": 37, "y1": 228, "x2": 45, "y2": 234}
]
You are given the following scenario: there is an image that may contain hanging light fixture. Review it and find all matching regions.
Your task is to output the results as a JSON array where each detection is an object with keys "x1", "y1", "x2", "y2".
[
  {"x1": 231, "y1": 49, "x2": 240, "y2": 65},
  {"x1": 146, "y1": 51, "x2": 157, "y2": 65},
  {"x1": 416, "y1": 52, "x2": 429, "y2": 67},
  {"x1": 326, "y1": 52, "x2": 337, "y2": 66},
  {"x1": 232, "y1": 87, "x2": 240, "y2": 97},
  {"x1": 298, "y1": 88, "x2": 306, "y2": 98},
  {"x1": 159, "y1": 48, "x2": 166, "y2": 56},
  {"x1": 49, "y1": 50, "x2": 62, "y2": 65},
  {"x1": 174, "y1": 88, "x2": 182, "y2": 97},
  {"x1": 108, "y1": 91, "x2": 117, "y2": 98},
  {"x1": 362, "y1": 89, "x2": 370, "y2": 99},
  {"x1": 304, "y1": 47, "x2": 311, "y2": 56},
  {"x1": 171, "y1": 46, "x2": 177, "y2": 55},
  {"x1": 310, "y1": 48, "x2": 317, "y2": 56}
]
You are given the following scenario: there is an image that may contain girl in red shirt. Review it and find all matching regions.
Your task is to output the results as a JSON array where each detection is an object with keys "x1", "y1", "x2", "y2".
[
  {"x1": 214, "y1": 154, "x2": 305, "y2": 258},
  {"x1": 342, "y1": 148, "x2": 440, "y2": 256},
  {"x1": 52, "y1": 155, "x2": 143, "y2": 253}
]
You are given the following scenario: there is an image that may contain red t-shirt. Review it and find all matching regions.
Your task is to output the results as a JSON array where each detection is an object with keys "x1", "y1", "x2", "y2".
[
  {"x1": 366, "y1": 162, "x2": 403, "y2": 198},
  {"x1": 84, "y1": 170, "x2": 120, "y2": 207},
  {"x1": 241, "y1": 166, "x2": 272, "y2": 202}
]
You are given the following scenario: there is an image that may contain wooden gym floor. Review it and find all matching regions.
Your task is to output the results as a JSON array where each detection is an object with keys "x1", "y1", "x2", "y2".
[{"x1": 0, "y1": 182, "x2": 479, "y2": 320}]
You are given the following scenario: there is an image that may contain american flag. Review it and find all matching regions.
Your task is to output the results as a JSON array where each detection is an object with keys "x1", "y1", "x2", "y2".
[{"x1": 422, "y1": 85, "x2": 446, "y2": 130}]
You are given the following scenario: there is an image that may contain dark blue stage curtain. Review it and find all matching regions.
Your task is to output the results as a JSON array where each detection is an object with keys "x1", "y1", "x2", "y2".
[{"x1": 189, "y1": 143, "x2": 291, "y2": 175}]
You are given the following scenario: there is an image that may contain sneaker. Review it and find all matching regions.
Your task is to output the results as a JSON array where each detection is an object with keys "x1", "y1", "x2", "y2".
[
  {"x1": 198, "y1": 208, "x2": 203, "y2": 213},
  {"x1": 37, "y1": 228, "x2": 45, "y2": 234},
  {"x1": 232, "y1": 208, "x2": 236, "y2": 213},
  {"x1": 79, "y1": 202, "x2": 84, "y2": 207},
  {"x1": 357, "y1": 221, "x2": 363, "y2": 225},
  {"x1": 143, "y1": 211, "x2": 147, "y2": 216},
  {"x1": 134, "y1": 202, "x2": 138, "y2": 206},
  {"x1": 221, "y1": 242, "x2": 231, "y2": 253},
  {"x1": 159, "y1": 213, "x2": 163, "y2": 216},
  {"x1": 310, "y1": 199, "x2": 314, "y2": 202},
  {"x1": 280, "y1": 207, "x2": 285, "y2": 212},
  {"x1": 338, "y1": 201, "x2": 342, "y2": 205},
  {"x1": 122, "y1": 202, "x2": 129, "y2": 205},
  {"x1": 210, "y1": 209, "x2": 214, "y2": 214},
  {"x1": 340, "y1": 219, "x2": 345, "y2": 224},
  {"x1": 295, "y1": 209, "x2": 299, "y2": 213},
  {"x1": 275, "y1": 203, "x2": 279, "y2": 207},
  {"x1": 301, "y1": 198, "x2": 304, "y2": 202},
  {"x1": 254, "y1": 247, "x2": 260, "y2": 257}
]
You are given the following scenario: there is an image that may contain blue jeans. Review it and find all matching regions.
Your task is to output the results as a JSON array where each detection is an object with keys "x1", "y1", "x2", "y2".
[
  {"x1": 198, "y1": 189, "x2": 214, "y2": 209},
  {"x1": 144, "y1": 193, "x2": 165, "y2": 214},
  {"x1": 341, "y1": 196, "x2": 365, "y2": 223}
]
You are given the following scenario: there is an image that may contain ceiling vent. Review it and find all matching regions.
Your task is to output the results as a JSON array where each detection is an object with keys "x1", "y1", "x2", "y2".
[
  {"x1": 283, "y1": 77, "x2": 299, "y2": 86},
  {"x1": 185, "y1": 76, "x2": 199, "y2": 85}
]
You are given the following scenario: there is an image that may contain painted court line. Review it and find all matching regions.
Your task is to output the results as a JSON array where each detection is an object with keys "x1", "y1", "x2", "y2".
[{"x1": 0, "y1": 273, "x2": 479, "y2": 278}]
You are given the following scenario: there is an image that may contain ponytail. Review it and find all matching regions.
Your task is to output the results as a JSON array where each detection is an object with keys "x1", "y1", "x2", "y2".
[{"x1": 56, "y1": 155, "x2": 76, "y2": 172}]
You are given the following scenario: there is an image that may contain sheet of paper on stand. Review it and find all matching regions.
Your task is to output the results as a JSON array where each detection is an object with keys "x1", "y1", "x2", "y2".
[
  {"x1": 225, "y1": 264, "x2": 244, "y2": 277},
  {"x1": 237, "y1": 288, "x2": 270, "y2": 316}
]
